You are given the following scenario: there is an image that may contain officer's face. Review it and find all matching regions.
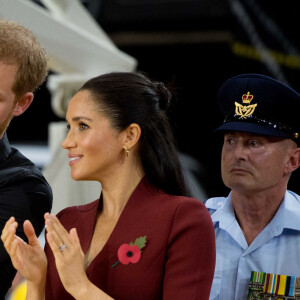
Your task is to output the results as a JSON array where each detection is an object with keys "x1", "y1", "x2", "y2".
[{"x1": 221, "y1": 131, "x2": 297, "y2": 194}]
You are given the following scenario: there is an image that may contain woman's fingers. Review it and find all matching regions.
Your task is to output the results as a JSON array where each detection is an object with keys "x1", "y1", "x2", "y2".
[
  {"x1": 46, "y1": 225, "x2": 87, "y2": 297},
  {"x1": 46, "y1": 231, "x2": 64, "y2": 256},
  {"x1": 46, "y1": 215, "x2": 68, "y2": 236},
  {"x1": 45, "y1": 218, "x2": 65, "y2": 249},
  {"x1": 45, "y1": 215, "x2": 71, "y2": 253},
  {"x1": 69, "y1": 228, "x2": 79, "y2": 244}
]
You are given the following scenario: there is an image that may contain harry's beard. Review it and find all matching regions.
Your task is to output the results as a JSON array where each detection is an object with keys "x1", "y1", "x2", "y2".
[{"x1": 0, "y1": 113, "x2": 13, "y2": 139}]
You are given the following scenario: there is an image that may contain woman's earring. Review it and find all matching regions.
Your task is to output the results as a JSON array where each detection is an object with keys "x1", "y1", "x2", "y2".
[{"x1": 124, "y1": 146, "x2": 130, "y2": 157}]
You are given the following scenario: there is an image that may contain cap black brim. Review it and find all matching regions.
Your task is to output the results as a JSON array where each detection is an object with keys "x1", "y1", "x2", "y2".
[{"x1": 215, "y1": 122, "x2": 291, "y2": 139}]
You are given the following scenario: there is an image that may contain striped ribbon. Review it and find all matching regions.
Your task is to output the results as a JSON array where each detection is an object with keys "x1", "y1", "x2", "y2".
[{"x1": 248, "y1": 271, "x2": 300, "y2": 299}]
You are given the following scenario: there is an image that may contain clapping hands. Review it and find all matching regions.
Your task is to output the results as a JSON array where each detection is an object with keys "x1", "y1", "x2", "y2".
[{"x1": 1, "y1": 217, "x2": 47, "y2": 285}]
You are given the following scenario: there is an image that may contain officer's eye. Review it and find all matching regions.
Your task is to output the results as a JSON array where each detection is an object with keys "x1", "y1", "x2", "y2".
[
  {"x1": 225, "y1": 137, "x2": 235, "y2": 145},
  {"x1": 249, "y1": 140, "x2": 259, "y2": 147}
]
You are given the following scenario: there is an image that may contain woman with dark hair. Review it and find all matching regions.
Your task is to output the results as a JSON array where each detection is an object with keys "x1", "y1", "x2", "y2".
[{"x1": 2, "y1": 72, "x2": 215, "y2": 300}]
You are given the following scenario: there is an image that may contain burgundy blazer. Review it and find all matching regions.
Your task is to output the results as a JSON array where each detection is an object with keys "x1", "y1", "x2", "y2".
[{"x1": 45, "y1": 178, "x2": 215, "y2": 300}]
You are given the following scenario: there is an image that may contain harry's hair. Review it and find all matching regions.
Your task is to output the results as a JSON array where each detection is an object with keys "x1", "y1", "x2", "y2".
[
  {"x1": 79, "y1": 72, "x2": 187, "y2": 196},
  {"x1": 0, "y1": 19, "x2": 48, "y2": 98}
]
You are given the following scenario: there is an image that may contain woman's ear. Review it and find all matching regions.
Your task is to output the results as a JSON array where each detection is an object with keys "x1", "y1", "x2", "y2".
[
  {"x1": 123, "y1": 123, "x2": 141, "y2": 150},
  {"x1": 12, "y1": 92, "x2": 34, "y2": 117}
]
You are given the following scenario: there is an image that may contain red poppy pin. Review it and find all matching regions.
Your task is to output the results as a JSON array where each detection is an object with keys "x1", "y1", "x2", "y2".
[{"x1": 111, "y1": 236, "x2": 147, "y2": 268}]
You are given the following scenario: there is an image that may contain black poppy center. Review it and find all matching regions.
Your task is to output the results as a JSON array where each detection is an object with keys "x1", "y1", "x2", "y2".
[{"x1": 126, "y1": 251, "x2": 133, "y2": 257}]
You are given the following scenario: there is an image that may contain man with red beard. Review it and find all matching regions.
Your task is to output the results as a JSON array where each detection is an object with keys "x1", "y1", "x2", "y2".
[{"x1": 206, "y1": 74, "x2": 300, "y2": 300}]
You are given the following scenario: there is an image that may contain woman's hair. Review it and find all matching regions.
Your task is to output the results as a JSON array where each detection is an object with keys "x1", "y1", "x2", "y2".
[
  {"x1": 0, "y1": 19, "x2": 47, "y2": 98},
  {"x1": 79, "y1": 72, "x2": 187, "y2": 196}
]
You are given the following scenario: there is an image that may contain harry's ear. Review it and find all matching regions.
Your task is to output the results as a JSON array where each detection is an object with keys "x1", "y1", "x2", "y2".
[
  {"x1": 123, "y1": 123, "x2": 141, "y2": 149},
  {"x1": 12, "y1": 92, "x2": 34, "y2": 117}
]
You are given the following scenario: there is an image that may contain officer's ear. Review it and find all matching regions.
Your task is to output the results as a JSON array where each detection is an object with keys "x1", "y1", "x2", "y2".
[
  {"x1": 285, "y1": 146, "x2": 300, "y2": 174},
  {"x1": 12, "y1": 92, "x2": 34, "y2": 117}
]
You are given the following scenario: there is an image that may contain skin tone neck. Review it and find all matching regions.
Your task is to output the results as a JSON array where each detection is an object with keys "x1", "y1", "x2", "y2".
[
  {"x1": 100, "y1": 151, "x2": 144, "y2": 218},
  {"x1": 231, "y1": 186, "x2": 286, "y2": 245}
]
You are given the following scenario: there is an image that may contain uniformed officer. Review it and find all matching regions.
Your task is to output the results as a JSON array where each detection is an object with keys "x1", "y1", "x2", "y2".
[{"x1": 206, "y1": 74, "x2": 300, "y2": 300}]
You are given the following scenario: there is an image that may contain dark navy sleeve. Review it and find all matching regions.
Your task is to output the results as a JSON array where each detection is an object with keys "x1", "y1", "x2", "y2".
[{"x1": 0, "y1": 175, "x2": 52, "y2": 298}]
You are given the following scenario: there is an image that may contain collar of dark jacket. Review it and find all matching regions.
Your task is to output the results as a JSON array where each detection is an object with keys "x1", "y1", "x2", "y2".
[{"x1": 0, "y1": 133, "x2": 12, "y2": 162}]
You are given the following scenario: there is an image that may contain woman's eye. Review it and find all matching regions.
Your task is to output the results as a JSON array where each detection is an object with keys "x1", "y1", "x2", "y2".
[
  {"x1": 79, "y1": 122, "x2": 89, "y2": 130},
  {"x1": 66, "y1": 124, "x2": 70, "y2": 131}
]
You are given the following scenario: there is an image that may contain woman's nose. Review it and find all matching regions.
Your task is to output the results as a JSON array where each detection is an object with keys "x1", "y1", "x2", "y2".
[{"x1": 61, "y1": 131, "x2": 76, "y2": 149}]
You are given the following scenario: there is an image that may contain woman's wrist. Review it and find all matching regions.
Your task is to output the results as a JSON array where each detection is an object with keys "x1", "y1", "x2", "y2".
[
  {"x1": 68, "y1": 275, "x2": 91, "y2": 300},
  {"x1": 69, "y1": 277, "x2": 114, "y2": 300}
]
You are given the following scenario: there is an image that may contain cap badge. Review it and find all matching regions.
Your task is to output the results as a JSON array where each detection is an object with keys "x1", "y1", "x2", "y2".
[{"x1": 235, "y1": 92, "x2": 257, "y2": 119}]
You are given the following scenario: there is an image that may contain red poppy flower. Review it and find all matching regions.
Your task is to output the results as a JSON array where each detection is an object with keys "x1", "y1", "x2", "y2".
[{"x1": 117, "y1": 243, "x2": 141, "y2": 265}]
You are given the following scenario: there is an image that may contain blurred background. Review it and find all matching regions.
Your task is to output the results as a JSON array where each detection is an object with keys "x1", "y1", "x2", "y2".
[{"x1": 3, "y1": 0, "x2": 300, "y2": 201}]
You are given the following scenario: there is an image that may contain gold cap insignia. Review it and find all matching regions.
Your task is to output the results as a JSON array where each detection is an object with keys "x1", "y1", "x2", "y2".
[{"x1": 235, "y1": 92, "x2": 257, "y2": 119}]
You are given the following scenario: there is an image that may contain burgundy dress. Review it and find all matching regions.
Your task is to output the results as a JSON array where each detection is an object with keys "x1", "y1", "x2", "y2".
[{"x1": 45, "y1": 178, "x2": 215, "y2": 300}]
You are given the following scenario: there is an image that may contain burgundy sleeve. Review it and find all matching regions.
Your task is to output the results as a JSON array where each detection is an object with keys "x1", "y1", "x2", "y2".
[{"x1": 163, "y1": 199, "x2": 216, "y2": 300}]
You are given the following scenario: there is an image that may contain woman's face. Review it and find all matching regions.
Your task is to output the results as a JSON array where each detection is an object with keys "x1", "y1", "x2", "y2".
[{"x1": 62, "y1": 90, "x2": 125, "y2": 181}]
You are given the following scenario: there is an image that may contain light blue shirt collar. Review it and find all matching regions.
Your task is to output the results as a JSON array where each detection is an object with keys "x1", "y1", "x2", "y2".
[
  {"x1": 209, "y1": 191, "x2": 300, "y2": 250},
  {"x1": 210, "y1": 190, "x2": 300, "y2": 231}
]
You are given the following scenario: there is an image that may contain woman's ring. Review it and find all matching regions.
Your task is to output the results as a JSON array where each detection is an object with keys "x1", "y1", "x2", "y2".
[{"x1": 59, "y1": 244, "x2": 67, "y2": 251}]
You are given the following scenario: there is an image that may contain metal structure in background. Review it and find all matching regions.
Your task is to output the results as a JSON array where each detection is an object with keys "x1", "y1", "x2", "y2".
[
  {"x1": 228, "y1": 0, "x2": 300, "y2": 87},
  {"x1": 0, "y1": 0, "x2": 208, "y2": 215},
  {"x1": 0, "y1": 0, "x2": 137, "y2": 214},
  {"x1": 0, "y1": 0, "x2": 137, "y2": 118}
]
